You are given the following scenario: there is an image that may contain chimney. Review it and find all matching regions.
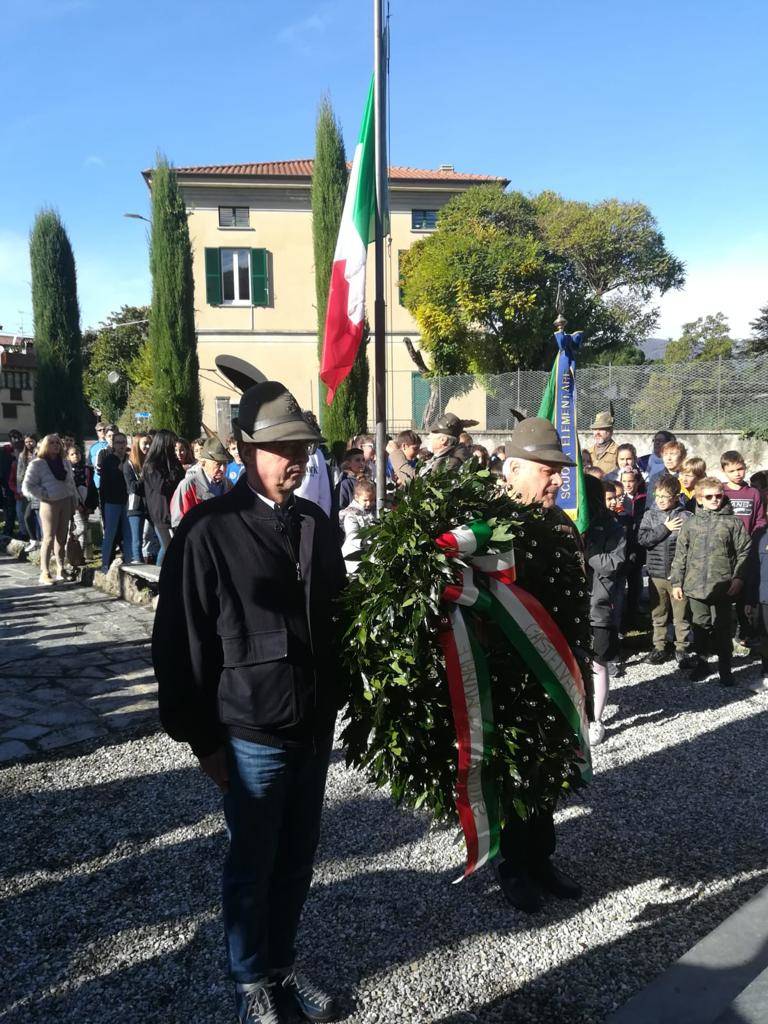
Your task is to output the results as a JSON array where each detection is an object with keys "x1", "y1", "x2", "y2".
[{"x1": 438, "y1": 163, "x2": 454, "y2": 173}]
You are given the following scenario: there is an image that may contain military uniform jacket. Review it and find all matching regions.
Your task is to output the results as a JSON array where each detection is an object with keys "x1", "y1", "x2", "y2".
[
  {"x1": 670, "y1": 499, "x2": 751, "y2": 600},
  {"x1": 152, "y1": 476, "x2": 346, "y2": 758}
]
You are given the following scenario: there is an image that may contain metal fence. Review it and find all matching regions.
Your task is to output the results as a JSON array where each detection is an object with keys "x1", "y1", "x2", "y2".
[{"x1": 408, "y1": 355, "x2": 768, "y2": 434}]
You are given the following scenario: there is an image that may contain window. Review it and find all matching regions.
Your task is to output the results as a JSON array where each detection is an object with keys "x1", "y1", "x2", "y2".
[
  {"x1": 2, "y1": 403, "x2": 17, "y2": 419},
  {"x1": 10, "y1": 388, "x2": 22, "y2": 402},
  {"x1": 411, "y1": 209, "x2": 438, "y2": 231},
  {"x1": 221, "y1": 249, "x2": 251, "y2": 303},
  {"x1": 205, "y1": 248, "x2": 270, "y2": 307},
  {"x1": 2, "y1": 370, "x2": 30, "y2": 390},
  {"x1": 398, "y1": 250, "x2": 407, "y2": 306},
  {"x1": 219, "y1": 207, "x2": 250, "y2": 228}
]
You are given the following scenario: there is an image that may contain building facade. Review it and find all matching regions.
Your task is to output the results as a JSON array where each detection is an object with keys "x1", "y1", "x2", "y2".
[
  {"x1": 0, "y1": 336, "x2": 36, "y2": 437},
  {"x1": 143, "y1": 160, "x2": 508, "y2": 435}
]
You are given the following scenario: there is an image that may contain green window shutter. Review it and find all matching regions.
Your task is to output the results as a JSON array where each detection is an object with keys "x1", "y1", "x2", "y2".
[
  {"x1": 250, "y1": 248, "x2": 269, "y2": 307},
  {"x1": 205, "y1": 248, "x2": 222, "y2": 305}
]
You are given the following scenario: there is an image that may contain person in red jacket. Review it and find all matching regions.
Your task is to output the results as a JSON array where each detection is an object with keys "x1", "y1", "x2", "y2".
[
  {"x1": 721, "y1": 449, "x2": 767, "y2": 647},
  {"x1": 169, "y1": 435, "x2": 230, "y2": 528}
]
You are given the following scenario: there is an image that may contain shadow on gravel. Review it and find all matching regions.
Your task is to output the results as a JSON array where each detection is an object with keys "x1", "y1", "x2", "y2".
[{"x1": 427, "y1": 881, "x2": 768, "y2": 1024}]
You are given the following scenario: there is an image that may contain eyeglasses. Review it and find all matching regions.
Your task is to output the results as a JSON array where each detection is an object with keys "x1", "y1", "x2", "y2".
[
  {"x1": 701, "y1": 493, "x2": 724, "y2": 501},
  {"x1": 261, "y1": 441, "x2": 317, "y2": 457}
]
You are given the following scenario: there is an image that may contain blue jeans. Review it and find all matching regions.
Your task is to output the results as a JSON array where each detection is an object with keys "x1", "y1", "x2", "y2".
[
  {"x1": 15, "y1": 498, "x2": 29, "y2": 539},
  {"x1": 127, "y1": 515, "x2": 145, "y2": 564},
  {"x1": 222, "y1": 734, "x2": 333, "y2": 982},
  {"x1": 101, "y1": 502, "x2": 130, "y2": 572}
]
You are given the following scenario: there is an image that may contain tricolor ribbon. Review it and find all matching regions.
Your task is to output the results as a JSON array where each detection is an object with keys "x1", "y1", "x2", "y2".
[{"x1": 435, "y1": 521, "x2": 591, "y2": 880}]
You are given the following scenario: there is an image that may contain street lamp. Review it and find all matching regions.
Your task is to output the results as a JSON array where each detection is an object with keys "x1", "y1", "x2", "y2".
[{"x1": 124, "y1": 213, "x2": 151, "y2": 223}]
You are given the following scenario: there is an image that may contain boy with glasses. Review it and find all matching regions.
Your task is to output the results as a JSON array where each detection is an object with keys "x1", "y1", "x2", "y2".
[
  {"x1": 671, "y1": 478, "x2": 751, "y2": 685},
  {"x1": 720, "y1": 450, "x2": 767, "y2": 649}
]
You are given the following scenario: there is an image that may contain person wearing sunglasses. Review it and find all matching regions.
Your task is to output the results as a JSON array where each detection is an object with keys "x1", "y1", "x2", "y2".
[
  {"x1": 671, "y1": 478, "x2": 751, "y2": 686},
  {"x1": 153, "y1": 381, "x2": 346, "y2": 1024}
]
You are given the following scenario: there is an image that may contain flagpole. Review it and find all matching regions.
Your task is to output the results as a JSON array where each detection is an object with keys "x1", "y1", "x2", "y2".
[{"x1": 373, "y1": 0, "x2": 388, "y2": 513}]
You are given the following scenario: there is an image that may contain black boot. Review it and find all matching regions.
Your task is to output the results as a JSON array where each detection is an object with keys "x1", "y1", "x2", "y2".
[
  {"x1": 718, "y1": 650, "x2": 734, "y2": 687},
  {"x1": 530, "y1": 859, "x2": 583, "y2": 900},
  {"x1": 497, "y1": 866, "x2": 542, "y2": 913}
]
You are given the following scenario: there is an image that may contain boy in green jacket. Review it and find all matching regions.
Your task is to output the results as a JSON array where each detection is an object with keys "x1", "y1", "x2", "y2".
[{"x1": 671, "y1": 477, "x2": 751, "y2": 686}]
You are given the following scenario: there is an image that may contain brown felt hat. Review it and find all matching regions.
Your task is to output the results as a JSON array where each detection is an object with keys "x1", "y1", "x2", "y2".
[
  {"x1": 504, "y1": 417, "x2": 576, "y2": 467},
  {"x1": 428, "y1": 412, "x2": 479, "y2": 440},
  {"x1": 233, "y1": 381, "x2": 325, "y2": 445},
  {"x1": 590, "y1": 409, "x2": 615, "y2": 430}
]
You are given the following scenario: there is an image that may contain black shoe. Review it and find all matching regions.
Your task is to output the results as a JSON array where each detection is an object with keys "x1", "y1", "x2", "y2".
[
  {"x1": 531, "y1": 860, "x2": 583, "y2": 900},
  {"x1": 647, "y1": 648, "x2": 668, "y2": 665},
  {"x1": 612, "y1": 661, "x2": 626, "y2": 678},
  {"x1": 719, "y1": 672, "x2": 735, "y2": 687},
  {"x1": 675, "y1": 652, "x2": 694, "y2": 670},
  {"x1": 686, "y1": 658, "x2": 709, "y2": 681},
  {"x1": 278, "y1": 969, "x2": 342, "y2": 1022},
  {"x1": 498, "y1": 868, "x2": 542, "y2": 913},
  {"x1": 236, "y1": 981, "x2": 283, "y2": 1024}
]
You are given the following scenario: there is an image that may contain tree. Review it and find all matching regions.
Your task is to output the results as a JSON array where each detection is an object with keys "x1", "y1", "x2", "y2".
[
  {"x1": 399, "y1": 187, "x2": 684, "y2": 380},
  {"x1": 401, "y1": 187, "x2": 558, "y2": 375},
  {"x1": 664, "y1": 313, "x2": 734, "y2": 363},
  {"x1": 312, "y1": 97, "x2": 369, "y2": 445},
  {"x1": 534, "y1": 192, "x2": 684, "y2": 363},
  {"x1": 29, "y1": 209, "x2": 86, "y2": 436},
  {"x1": 82, "y1": 305, "x2": 149, "y2": 422},
  {"x1": 747, "y1": 302, "x2": 768, "y2": 355},
  {"x1": 148, "y1": 155, "x2": 201, "y2": 436}
]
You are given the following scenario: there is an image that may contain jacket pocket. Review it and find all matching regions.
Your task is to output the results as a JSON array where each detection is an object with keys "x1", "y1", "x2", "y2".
[
  {"x1": 218, "y1": 629, "x2": 298, "y2": 731},
  {"x1": 221, "y1": 628, "x2": 288, "y2": 666}
]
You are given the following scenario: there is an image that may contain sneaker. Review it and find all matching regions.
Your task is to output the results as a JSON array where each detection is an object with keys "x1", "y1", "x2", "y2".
[
  {"x1": 278, "y1": 969, "x2": 342, "y2": 1022},
  {"x1": 589, "y1": 721, "x2": 606, "y2": 746},
  {"x1": 235, "y1": 980, "x2": 283, "y2": 1024},
  {"x1": 733, "y1": 639, "x2": 751, "y2": 657},
  {"x1": 675, "y1": 652, "x2": 694, "y2": 670},
  {"x1": 39, "y1": 573, "x2": 54, "y2": 586},
  {"x1": 23, "y1": 541, "x2": 36, "y2": 553},
  {"x1": 745, "y1": 676, "x2": 768, "y2": 693},
  {"x1": 647, "y1": 649, "x2": 668, "y2": 665}
]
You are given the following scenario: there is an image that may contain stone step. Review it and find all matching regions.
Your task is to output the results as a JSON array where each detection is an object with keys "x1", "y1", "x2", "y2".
[
  {"x1": 713, "y1": 965, "x2": 768, "y2": 1023},
  {"x1": 93, "y1": 561, "x2": 160, "y2": 608},
  {"x1": 607, "y1": 884, "x2": 768, "y2": 1024}
]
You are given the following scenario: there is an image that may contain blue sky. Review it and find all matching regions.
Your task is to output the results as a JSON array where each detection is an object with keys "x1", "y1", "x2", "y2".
[{"x1": 1, "y1": 0, "x2": 766, "y2": 341}]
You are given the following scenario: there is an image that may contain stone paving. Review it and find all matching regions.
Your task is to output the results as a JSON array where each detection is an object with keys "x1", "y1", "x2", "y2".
[{"x1": 0, "y1": 557, "x2": 157, "y2": 762}]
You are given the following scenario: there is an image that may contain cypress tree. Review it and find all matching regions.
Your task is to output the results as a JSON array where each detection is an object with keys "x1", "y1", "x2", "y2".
[
  {"x1": 29, "y1": 209, "x2": 86, "y2": 437},
  {"x1": 149, "y1": 155, "x2": 201, "y2": 436},
  {"x1": 312, "y1": 97, "x2": 369, "y2": 445}
]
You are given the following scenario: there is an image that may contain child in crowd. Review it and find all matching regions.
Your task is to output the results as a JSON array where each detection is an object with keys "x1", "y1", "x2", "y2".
[
  {"x1": 339, "y1": 478, "x2": 376, "y2": 574},
  {"x1": 335, "y1": 447, "x2": 367, "y2": 511},
  {"x1": 225, "y1": 434, "x2": 244, "y2": 486},
  {"x1": 606, "y1": 444, "x2": 638, "y2": 483},
  {"x1": 720, "y1": 450, "x2": 767, "y2": 648},
  {"x1": 603, "y1": 480, "x2": 627, "y2": 675},
  {"x1": 753, "y1": 530, "x2": 768, "y2": 692},
  {"x1": 617, "y1": 468, "x2": 647, "y2": 625},
  {"x1": 648, "y1": 440, "x2": 687, "y2": 507},
  {"x1": 638, "y1": 476, "x2": 693, "y2": 666},
  {"x1": 586, "y1": 466, "x2": 605, "y2": 480},
  {"x1": 750, "y1": 470, "x2": 768, "y2": 515},
  {"x1": 584, "y1": 476, "x2": 626, "y2": 745},
  {"x1": 671, "y1": 477, "x2": 751, "y2": 686},
  {"x1": 679, "y1": 457, "x2": 707, "y2": 510}
]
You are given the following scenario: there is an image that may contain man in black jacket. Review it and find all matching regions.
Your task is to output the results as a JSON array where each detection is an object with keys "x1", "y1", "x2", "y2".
[{"x1": 153, "y1": 382, "x2": 346, "y2": 1024}]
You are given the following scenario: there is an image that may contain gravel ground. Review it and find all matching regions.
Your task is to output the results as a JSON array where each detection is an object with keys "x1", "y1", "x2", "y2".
[{"x1": 2, "y1": 649, "x2": 768, "y2": 1024}]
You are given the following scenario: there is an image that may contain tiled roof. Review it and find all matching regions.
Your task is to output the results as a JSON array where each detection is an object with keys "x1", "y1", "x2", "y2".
[{"x1": 156, "y1": 159, "x2": 508, "y2": 185}]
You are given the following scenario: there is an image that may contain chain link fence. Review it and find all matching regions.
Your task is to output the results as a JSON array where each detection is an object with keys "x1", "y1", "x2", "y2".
[{"x1": 406, "y1": 355, "x2": 768, "y2": 434}]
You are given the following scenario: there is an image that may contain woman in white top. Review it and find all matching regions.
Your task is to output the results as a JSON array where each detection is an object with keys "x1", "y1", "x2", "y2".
[{"x1": 21, "y1": 433, "x2": 78, "y2": 585}]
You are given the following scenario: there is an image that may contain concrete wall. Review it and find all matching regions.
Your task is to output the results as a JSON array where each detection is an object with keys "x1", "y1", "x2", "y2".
[{"x1": 471, "y1": 430, "x2": 768, "y2": 476}]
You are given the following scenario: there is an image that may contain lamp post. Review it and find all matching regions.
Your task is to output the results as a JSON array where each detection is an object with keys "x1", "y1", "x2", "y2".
[{"x1": 123, "y1": 213, "x2": 151, "y2": 223}]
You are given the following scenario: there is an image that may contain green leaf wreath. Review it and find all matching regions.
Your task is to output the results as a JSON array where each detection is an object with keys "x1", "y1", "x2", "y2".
[{"x1": 340, "y1": 463, "x2": 593, "y2": 825}]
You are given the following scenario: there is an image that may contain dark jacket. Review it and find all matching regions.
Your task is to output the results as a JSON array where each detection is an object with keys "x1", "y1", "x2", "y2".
[
  {"x1": 584, "y1": 515, "x2": 626, "y2": 627},
  {"x1": 99, "y1": 453, "x2": 128, "y2": 505},
  {"x1": 419, "y1": 442, "x2": 471, "y2": 477},
  {"x1": 122, "y1": 459, "x2": 146, "y2": 517},
  {"x1": 638, "y1": 504, "x2": 692, "y2": 580},
  {"x1": 618, "y1": 493, "x2": 647, "y2": 569},
  {"x1": 757, "y1": 532, "x2": 768, "y2": 604},
  {"x1": 670, "y1": 498, "x2": 752, "y2": 600},
  {"x1": 143, "y1": 464, "x2": 185, "y2": 529},
  {"x1": 152, "y1": 478, "x2": 347, "y2": 758}
]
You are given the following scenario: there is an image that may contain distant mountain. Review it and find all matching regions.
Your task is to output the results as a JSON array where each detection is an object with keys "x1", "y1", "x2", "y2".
[{"x1": 640, "y1": 337, "x2": 669, "y2": 361}]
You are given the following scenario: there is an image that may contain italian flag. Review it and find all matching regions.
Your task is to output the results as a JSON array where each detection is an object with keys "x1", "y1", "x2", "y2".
[{"x1": 320, "y1": 78, "x2": 376, "y2": 404}]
